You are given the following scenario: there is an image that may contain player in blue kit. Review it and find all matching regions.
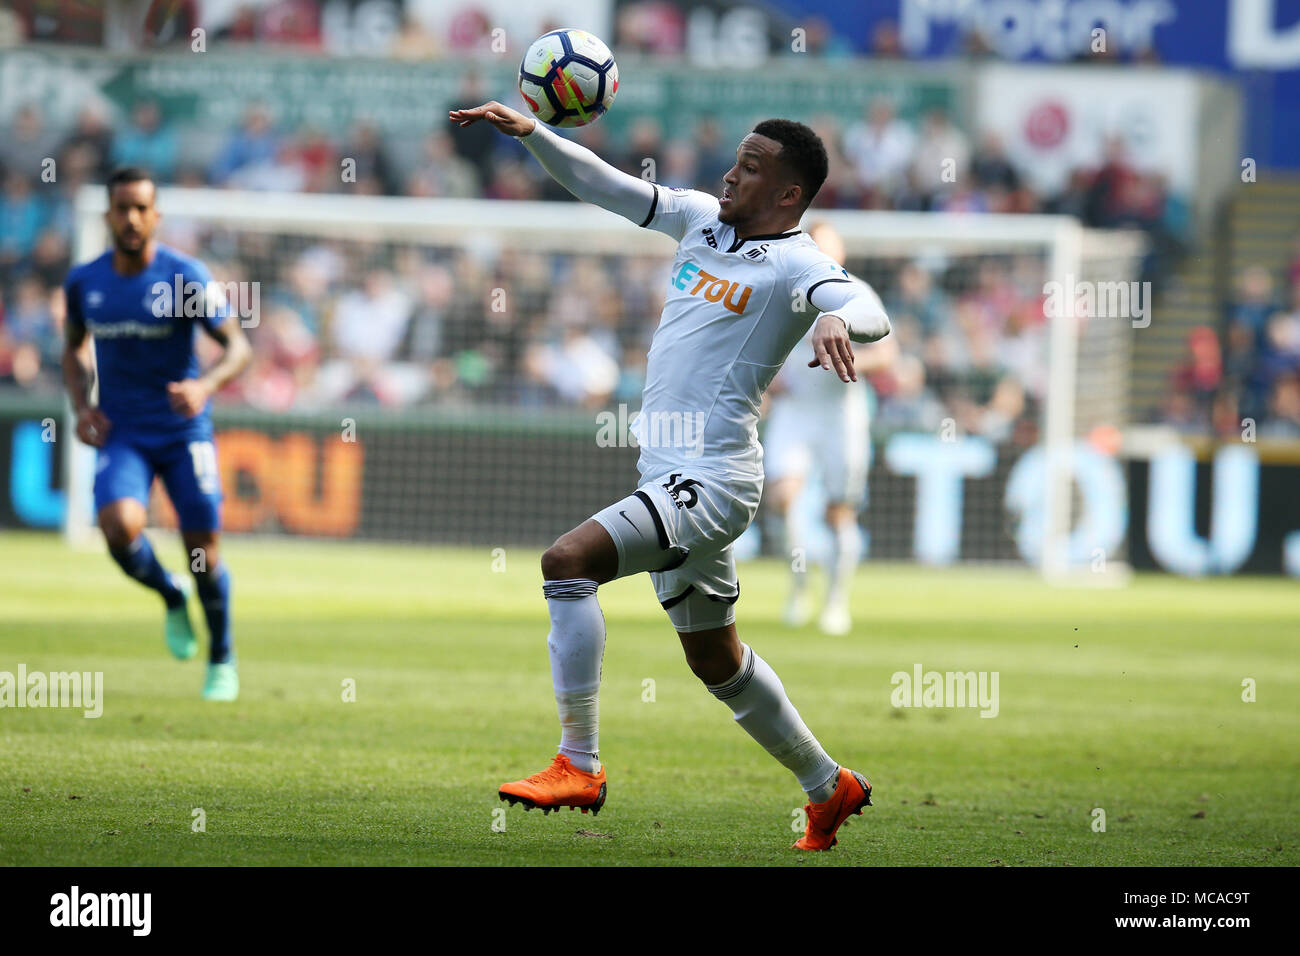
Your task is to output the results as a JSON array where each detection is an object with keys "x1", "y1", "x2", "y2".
[{"x1": 62, "y1": 167, "x2": 251, "y2": 700}]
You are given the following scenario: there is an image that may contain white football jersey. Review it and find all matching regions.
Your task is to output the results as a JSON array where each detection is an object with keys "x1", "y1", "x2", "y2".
[{"x1": 629, "y1": 185, "x2": 855, "y2": 477}]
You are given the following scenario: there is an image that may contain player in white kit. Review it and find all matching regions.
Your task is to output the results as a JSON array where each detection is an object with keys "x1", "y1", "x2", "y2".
[
  {"x1": 450, "y1": 100, "x2": 891, "y2": 850},
  {"x1": 764, "y1": 222, "x2": 897, "y2": 635}
]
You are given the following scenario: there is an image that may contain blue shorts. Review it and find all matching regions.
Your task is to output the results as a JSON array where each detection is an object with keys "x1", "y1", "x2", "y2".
[{"x1": 94, "y1": 432, "x2": 223, "y2": 532}]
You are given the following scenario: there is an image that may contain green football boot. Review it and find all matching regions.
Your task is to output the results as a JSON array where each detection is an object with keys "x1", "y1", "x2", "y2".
[
  {"x1": 202, "y1": 660, "x2": 239, "y2": 702},
  {"x1": 165, "y1": 576, "x2": 197, "y2": 661}
]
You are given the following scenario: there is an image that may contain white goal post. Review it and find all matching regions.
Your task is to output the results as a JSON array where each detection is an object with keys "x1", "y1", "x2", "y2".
[{"x1": 69, "y1": 185, "x2": 1145, "y2": 578}]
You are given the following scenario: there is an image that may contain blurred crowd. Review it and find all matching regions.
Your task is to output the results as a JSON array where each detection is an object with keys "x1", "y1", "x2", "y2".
[
  {"x1": 0, "y1": 77, "x2": 1196, "y2": 446},
  {"x1": 858, "y1": 255, "x2": 1048, "y2": 446},
  {"x1": 8, "y1": 1, "x2": 1174, "y2": 66},
  {"x1": 1163, "y1": 253, "x2": 1300, "y2": 439}
]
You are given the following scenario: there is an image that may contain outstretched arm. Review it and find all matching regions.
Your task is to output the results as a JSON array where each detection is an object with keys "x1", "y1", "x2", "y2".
[{"x1": 450, "y1": 101, "x2": 655, "y2": 225}]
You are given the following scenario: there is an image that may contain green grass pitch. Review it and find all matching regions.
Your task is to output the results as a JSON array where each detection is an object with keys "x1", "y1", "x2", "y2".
[{"x1": 2, "y1": 530, "x2": 1296, "y2": 866}]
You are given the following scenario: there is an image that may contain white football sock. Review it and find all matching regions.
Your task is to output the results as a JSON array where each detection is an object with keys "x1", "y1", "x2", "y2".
[
  {"x1": 543, "y1": 578, "x2": 605, "y2": 773},
  {"x1": 706, "y1": 643, "x2": 839, "y2": 800},
  {"x1": 825, "y1": 520, "x2": 862, "y2": 611}
]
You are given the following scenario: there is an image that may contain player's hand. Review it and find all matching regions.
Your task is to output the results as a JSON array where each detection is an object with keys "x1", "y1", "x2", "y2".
[
  {"x1": 448, "y1": 102, "x2": 536, "y2": 137},
  {"x1": 167, "y1": 379, "x2": 212, "y2": 418},
  {"x1": 75, "y1": 407, "x2": 111, "y2": 447},
  {"x1": 808, "y1": 314, "x2": 857, "y2": 383}
]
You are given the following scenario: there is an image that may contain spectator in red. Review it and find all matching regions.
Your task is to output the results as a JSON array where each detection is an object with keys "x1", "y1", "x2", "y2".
[
  {"x1": 1287, "y1": 233, "x2": 1300, "y2": 288},
  {"x1": 1085, "y1": 136, "x2": 1140, "y2": 228},
  {"x1": 1171, "y1": 326, "x2": 1223, "y2": 423},
  {"x1": 869, "y1": 19, "x2": 904, "y2": 58},
  {"x1": 260, "y1": 0, "x2": 322, "y2": 48},
  {"x1": 291, "y1": 126, "x2": 337, "y2": 193}
]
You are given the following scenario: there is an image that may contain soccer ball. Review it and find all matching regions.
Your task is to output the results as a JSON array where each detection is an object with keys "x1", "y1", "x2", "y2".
[{"x1": 518, "y1": 29, "x2": 618, "y2": 129}]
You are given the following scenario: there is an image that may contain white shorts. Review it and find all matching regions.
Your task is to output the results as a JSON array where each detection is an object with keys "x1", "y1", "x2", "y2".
[
  {"x1": 591, "y1": 460, "x2": 762, "y2": 631},
  {"x1": 763, "y1": 395, "x2": 870, "y2": 506}
]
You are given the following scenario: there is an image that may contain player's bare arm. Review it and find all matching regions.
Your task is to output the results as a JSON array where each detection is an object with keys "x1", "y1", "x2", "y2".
[
  {"x1": 167, "y1": 315, "x2": 252, "y2": 418},
  {"x1": 62, "y1": 317, "x2": 110, "y2": 447}
]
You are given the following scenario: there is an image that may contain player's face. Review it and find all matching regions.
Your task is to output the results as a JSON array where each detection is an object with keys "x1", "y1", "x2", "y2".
[
  {"x1": 106, "y1": 180, "x2": 159, "y2": 255},
  {"x1": 720, "y1": 133, "x2": 798, "y2": 225}
]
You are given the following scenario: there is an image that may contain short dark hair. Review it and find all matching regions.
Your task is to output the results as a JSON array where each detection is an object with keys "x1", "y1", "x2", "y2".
[
  {"x1": 751, "y1": 119, "x2": 828, "y2": 209},
  {"x1": 106, "y1": 166, "x2": 155, "y2": 199}
]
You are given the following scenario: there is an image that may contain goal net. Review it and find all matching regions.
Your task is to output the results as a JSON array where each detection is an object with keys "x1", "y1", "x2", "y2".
[{"x1": 67, "y1": 186, "x2": 1145, "y2": 578}]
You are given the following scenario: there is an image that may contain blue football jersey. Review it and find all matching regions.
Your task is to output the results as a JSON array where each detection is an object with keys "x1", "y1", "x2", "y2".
[{"x1": 64, "y1": 244, "x2": 228, "y2": 439}]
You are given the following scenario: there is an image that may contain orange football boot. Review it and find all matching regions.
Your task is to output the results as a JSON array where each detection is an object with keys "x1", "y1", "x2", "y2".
[
  {"x1": 792, "y1": 767, "x2": 872, "y2": 850},
  {"x1": 498, "y1": 753, "x2": 608, "y2": 816}
]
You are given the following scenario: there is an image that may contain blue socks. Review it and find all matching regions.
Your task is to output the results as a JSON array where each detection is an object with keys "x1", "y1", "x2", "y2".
[
  {"x1": 194, "y1": 564, "x2": 233, "y2": 664},
  {"x1": 110, "y1": 535, "x2": 234, "y2": 664},
  {"x1": 110, "y1": 535, "x2": 185, "y2": 609}
]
